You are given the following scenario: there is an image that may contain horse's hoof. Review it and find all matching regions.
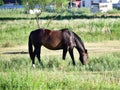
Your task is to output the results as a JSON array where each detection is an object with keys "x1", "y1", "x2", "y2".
[{"x1": 32, "y1": 64, "x2": 36, "y2": 68}]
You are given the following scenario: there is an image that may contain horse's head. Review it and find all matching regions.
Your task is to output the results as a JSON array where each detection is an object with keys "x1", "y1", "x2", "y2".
[{"x1": 80, "y1": 49, "x2": 88, "y2": 65}]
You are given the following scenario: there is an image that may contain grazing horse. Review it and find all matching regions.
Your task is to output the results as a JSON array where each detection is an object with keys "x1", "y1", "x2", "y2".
[{"x1": 28, "y1": 28, "x2": 88, "y2": 67}]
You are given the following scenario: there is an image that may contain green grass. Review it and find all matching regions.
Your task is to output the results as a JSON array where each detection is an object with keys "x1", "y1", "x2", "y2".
[
  {"x1": 0, "y1": 18, "x2": 120, "y2": 46},
  {"x1": 0, "y1": 9, "x2": 120, "y2": 89},
  {"x1": 0, "y1": 52, "x2": 120, "y2": 90},
  {"x1": 0, "y1": 71, "x2": 120, "y2": 90},
  {"x1": 0, "y1": 9, "x2": 120, "y2": 47},
  {"x1": 0, "y1": 52, "x2": 120, "y2": 72}
]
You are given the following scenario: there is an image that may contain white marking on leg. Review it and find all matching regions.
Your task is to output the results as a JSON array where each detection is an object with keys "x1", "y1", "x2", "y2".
[{"x1": 32, "y1": 64, "x2": 36, "y2": 68}]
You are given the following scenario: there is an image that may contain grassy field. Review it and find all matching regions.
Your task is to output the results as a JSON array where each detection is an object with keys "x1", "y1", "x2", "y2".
[
  {"x1": 0, "y1": 9, "x2": 120, "y2": 90},
  {"x1": 0, "y1": 49, "x2": 120, "y2": 90},
  {"x1": 0, "y1": 18, "x2": 120, "y2": 46},
  {"x1": 0, "y1": 10, "x2": 120, "y2": 47}
]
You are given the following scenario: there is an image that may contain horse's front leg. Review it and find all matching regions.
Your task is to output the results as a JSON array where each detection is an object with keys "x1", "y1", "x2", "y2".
[
  {"x1": 62, "y1": 48, "x2": 67, "y2": 60},
  {"x1": 69, "y1": 48, "x2": 76, "y2": 65}
]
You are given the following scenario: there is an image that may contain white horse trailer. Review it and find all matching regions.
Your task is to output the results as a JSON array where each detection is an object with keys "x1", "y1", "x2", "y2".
[{"x1": 91, "y1": 2, "x2": 113, "y2": 12}]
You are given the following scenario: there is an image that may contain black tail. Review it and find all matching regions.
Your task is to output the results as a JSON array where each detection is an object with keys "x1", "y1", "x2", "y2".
[{"x1": 28, "y1": 36, "x2": 33, "y2": 60}]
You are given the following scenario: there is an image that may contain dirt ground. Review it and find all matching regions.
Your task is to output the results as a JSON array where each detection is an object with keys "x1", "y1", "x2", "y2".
[{"x1": 0, "y1": 41, "x2": 120, "y2": 57}]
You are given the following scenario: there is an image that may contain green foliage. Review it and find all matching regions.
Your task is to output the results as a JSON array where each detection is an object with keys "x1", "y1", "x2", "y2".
[
  {"x1": 55, "y1": 0, "x2": 68, "y2": 7},
  {"x1": 0, "y1": 7, "x2": 120, "y2": 90},
  {"x1": 0, "y1": 52, "x2": 120, "y2": 72},
  {"x1": 0, "y1": 0, "x2": 4, "y2": 5},
  {"x1": 22, "y1": 0, "x2": 68, "y2": 10},
  {"x1": 0, "y1": 52, "x2": 120, "y2": 89},
  {"x1": 23, "y1": 0, "x2": 54, "y2": 10},
  {"x1": 107, "y1": 9, "x2": 120, "y2": 14},
  {"x1": 88, "y1": 53, "x2": 120, "y2": 71},
  {"x1": 0, "y1": 11, "x2": 120, "y2": 46}
]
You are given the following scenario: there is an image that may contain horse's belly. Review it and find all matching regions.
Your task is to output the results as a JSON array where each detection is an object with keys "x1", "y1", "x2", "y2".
[
  {"x1": 43, "y1": 43, "x2": 61, "y2": 50},
  {"x1": 42, "y1": 40, "x2": 62, "y2": 50},
  {"x1": 42, "y1": 31, "x2": 63, "y2": 50}
]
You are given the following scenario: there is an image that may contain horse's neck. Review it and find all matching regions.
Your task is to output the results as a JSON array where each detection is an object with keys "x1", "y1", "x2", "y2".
[
  {"x1": 77, "y1": 43, "x2": 85, "y2": 53},
  {"x1": 75, "y1": 36, "x2": 85, "y2": 53}
]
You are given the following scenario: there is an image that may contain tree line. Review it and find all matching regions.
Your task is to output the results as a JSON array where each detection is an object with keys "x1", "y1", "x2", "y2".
[{"x1": 0, "y1": 0, "x2": 69, "y2": 8}]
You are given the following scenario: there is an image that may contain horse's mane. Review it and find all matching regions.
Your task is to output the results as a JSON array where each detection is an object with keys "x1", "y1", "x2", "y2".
[
  {"x1": 60, "y1": 28, "x2": 70, "y2": 32},
  {"x1": 72, "y1": 31, "x2": 85, "y2": 51},
  {"x1": 60, "y1": 29, "x2": 85, "y2": 50}
]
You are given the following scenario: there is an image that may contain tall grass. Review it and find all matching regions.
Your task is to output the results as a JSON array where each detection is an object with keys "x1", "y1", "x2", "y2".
[
  {"x1": 0, "y1": 9, "x2": 120, "y2": 47},
  {"x1": 0, "y1": 18, "x2": 120, "y2": 47},
  {"x1": 1, "y1": 52, "x2": 120, "y2": 72},
  {"x1": 1, "y1": 70, "x2": 120, "y2": 90},
  {"x1": 0, "y1": 9, "x2": 120, "y2": 89},
  {"x1": 0, "y1": 52, "x2": 120, "y2": 89}
]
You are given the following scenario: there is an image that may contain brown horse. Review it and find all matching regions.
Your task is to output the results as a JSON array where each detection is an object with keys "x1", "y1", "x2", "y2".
[{"x1": 28, "y1": 28, "x2": 88, "y2": 67}]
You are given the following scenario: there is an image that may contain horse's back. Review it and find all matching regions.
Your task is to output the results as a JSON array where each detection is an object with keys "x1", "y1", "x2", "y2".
[
  {"x1": 30, "y1": 28, "x2": 69, "y2": 36},
  {"x1": 29, "y1": 28, "x2": 76, "y2": 49}
]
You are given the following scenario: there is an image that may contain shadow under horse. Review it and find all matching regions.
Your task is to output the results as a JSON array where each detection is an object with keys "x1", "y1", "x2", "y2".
[{"x1": 28, "y1": 28, "x2": 88, "y2": 67}]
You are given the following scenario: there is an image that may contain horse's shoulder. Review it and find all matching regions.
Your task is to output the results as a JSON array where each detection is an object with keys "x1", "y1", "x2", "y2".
[{"x1": 60, "y1": 28, "x2": 73, "y2": 35}]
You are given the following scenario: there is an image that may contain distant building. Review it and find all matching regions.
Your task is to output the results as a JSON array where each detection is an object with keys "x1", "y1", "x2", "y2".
[
  {"x1": 87, "y1": 0, "x2": 120, "y2": 7},
  {"x1": 69, "y1": 0, "x2": 120, "y2": 12},
  {"x1": 70, "y1": 0, "x2": 120, "y2": 8},
  {"x1": 91, "y1": 3, "x2": 113, "y2": 12},
  {"x1": 90, "y1": 0, "x2": 120, "y2": 12}
]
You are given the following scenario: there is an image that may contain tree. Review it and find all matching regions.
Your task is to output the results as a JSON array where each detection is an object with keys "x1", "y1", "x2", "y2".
[
  {"x1": 0, "y1": 0, "x2": 4, "y2": 5},
  {"x1": 22, "y1": 0, "x2": 53, "y2": 10},
  {"x1": 22, "y1": 0, "x2": 68, "y2": 28},
  {"x1": 22, "y1": 0, "x2": 68, "y2": 9},
  {"x1": 69, "y1": 0, "x2": 72, "y2": 8}
]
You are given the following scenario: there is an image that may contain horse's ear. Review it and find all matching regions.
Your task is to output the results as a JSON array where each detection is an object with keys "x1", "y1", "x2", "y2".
[{"x1": 85, "y1": 49, "x2": 87, "y2": 53}]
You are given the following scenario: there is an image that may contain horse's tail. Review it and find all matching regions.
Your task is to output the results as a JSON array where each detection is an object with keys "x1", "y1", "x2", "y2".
[{"x1": 28, "y1": 35, "x2": 33, "y2": 60}]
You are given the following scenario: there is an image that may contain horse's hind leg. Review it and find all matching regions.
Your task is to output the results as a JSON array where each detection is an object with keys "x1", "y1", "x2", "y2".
[
  {"x1": 32, "y1": 50, "x2": 36, "y2": 68},
  {"x1": 35, "y1": 46, "x2": 43, "y2": 67}
]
